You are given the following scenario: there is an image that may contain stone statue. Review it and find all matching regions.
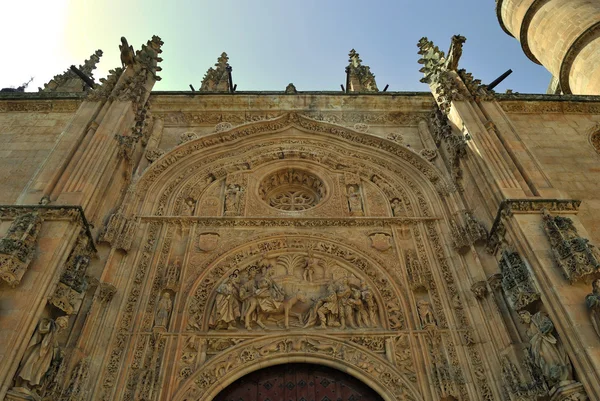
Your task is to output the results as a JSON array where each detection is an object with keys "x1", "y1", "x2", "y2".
[
  {"x1": 360, "y1": 281, "x2": 378, "y2": 327},
  {"x1": 119, "y1": 37, "x2": 135, "y2": 68},
  {"x1": 417, "y1": 300, "x2": 436, "y2": 328},
  {"x1": 303, "y1": 250, "x2": 319, "y2": 282},
  {"x1": 182, "y1": 198, "x2": 196, "y2": 216},
  {"x1": 154, "y1": 292, "x2": 173, "y2": 328},
  {"x1": 304, "y1": 283, "x2": 339, "y2": 329},
  {"x1": 335, "y1": 277, "x2": 352, "y2": 329},
  {"x1": 209, "y1": 271, "x2": 240, "y2": 330},
  {"x1": 586, "y1": 278, "x2": 600, "y2": 339},
  {"x1": 519, "y1": 311, "x2": 572, "y2": 388},
  {"x1": 391, "y1": 198, "x2": 404, "y2": 216},
  {"x1": 13, "y1": 316, "x2": 69, "y2": 395},
  {"x1": 347, "y1": 185, "x2": 364, "y2": 216},
  {"x1": 224, "y1": 184, "x2": 241, "y2": 215},
  {"x1": 239, "y1": 267, "x2": 259, "y2": 329}
]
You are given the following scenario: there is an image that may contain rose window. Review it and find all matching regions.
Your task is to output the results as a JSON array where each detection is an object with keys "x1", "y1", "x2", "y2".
[{"x1": 259, "y1": 169, "x2": 326, "y2": 212}]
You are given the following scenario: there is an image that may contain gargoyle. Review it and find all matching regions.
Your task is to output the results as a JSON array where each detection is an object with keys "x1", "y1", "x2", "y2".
[{"x1": 119, "y1": 37, "x2": 135, "y2": 68}]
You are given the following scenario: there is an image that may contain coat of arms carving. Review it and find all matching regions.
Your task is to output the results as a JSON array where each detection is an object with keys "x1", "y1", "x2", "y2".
[{"x1": 198, "y1": 233, "x2": 220, "y2": 252}]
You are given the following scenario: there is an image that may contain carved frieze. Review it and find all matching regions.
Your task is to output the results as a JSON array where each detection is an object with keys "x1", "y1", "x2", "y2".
[
  {"x1": 542, "y1": 209, "x2": 600, "y2": 284},
  {"x1": 205, "y1": 252, "x2": 381, "y2": 331},
  {"x1": 0, "y1": 212, "x2": 42, "y2": 287}
]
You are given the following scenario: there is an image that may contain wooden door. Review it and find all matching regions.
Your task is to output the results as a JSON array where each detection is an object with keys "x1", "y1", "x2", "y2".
[{"x1": 215, "y1": 363, "x2": 384, "y2": 401}]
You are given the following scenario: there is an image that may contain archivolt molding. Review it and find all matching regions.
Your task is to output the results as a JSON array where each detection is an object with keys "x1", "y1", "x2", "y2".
[
  {"x1": 589, "y1": 123, "x2": 600, "y2": 155},
  {"x1": 184, "y1": 234, "x2": 409, "y2": 333},
  {"x1": 133, "y1": 113, "x2": 448, "y2": 213},
  {"x1": 172, "y1": 333, "x2": 424, "y2": 401}
]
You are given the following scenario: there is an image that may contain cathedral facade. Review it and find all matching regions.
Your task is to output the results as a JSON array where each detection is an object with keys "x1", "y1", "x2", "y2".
[{"x1": 1, "y1": 2, "x2": 600, "y2": 401}]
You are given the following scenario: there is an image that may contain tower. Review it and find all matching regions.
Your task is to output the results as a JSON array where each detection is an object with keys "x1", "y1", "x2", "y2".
[{"x1": 496, "y1": 0, "x2": 600, "y2": 95}]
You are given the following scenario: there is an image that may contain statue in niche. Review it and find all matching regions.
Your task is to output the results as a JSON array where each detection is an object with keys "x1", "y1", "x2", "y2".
[
  {"x1": 346, "y1": 185, "x2": 364, "y2": 216},
  {"x1": 182, "y1": 198, "x2": 196, "y2": 216},
  {"x1": 164, "y1": 257, "x2": 181, "y2": 290},
  {"x1": 417, "y1": 300, "x2": 436, "y2": 328},
  {"x1": 391, "y1": 198, "x2": 404, "y2": 216},
  {"x1": 224, "y1": 184, "x2": 241, "y2": 215},
  {"x1": 303, "y1": 250, "x2": 320, "y2": 282},
  {"x1": 361, "y1": 281, "x2": 378, "y2": 327},
  {"x1": 586, "y1": 278, "x2": 600, "y2": 339},
  {"x1": 209, "y1": 270, "x2": 241, "y2": 330},
  {"x1": 154, "y1": 292, "x2": 173, "y2": 329},
  {"x1": 519, "y1": 311, "x2": 572, "y2": 388},
  {"x1": 12, "y1": 316, "x2": 69, "y2": 396}
]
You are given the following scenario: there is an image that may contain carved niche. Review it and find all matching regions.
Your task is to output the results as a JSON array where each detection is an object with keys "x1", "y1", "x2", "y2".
[
  {"x1": 542, "y1": 209, "x2": 600, "y2": 284},
  {"x1": 499, "y1": 250, "x2": 540, "y2": 311},
  {"x1": 0, "y1": 212, "x2": 43, "y2": 287},
  {"x1": 49, "y1": 235, "x2": 94, "y2": 315},
  {"x1": 204, "y1": 251, "x2": 382, "y2": 331}
]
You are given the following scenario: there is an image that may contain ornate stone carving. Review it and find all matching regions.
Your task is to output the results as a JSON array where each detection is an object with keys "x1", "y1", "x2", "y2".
[
  {"x1": 97, "y1": 282, "x2": 117, "y2": 304},
  {"x1": 60, "y1": 357, "x2": 91, "y2": 401},
  {"x1": 100, "y1": 211, "x2": 136, "y2": 251},
  {"x1": 346, "y1": 184, "x2": 364, "y2": 216},
  {"x1": 386, "y1": 132, "x2": 404, "y2": 144},
  {"x1": 353, "y1": 122, "x2": 369, "y2": 132},
  {"x1": 259, "y1": 169, "x2": 326, "y2": 212},
  {"x1": 224, "y1": 183, "x2": 243, "y2": 216},
  {"x1": 369, "y1": 232, "x2": 392, "y2": 252},
  {"x1": 119, "y1": 37, "x2": 135, "y2": 68},
  {"x1": 49, "y1": 283, "x2": 83, "y2": 315},
  {"x1": 500, "y1": 250, "x2": 540, "y2": 310},
  {"x1": 500, "y1": 355, "x2": 548, "y2": 401},
  {"x1": 11, "y1": 316, "x2": 69, "y2": 399},
  {"x1": 419, "y1": 148, "x2": 437, "y2": 161},
  {"x1": 471, "y1": 281, "x2": 488, "y2": 299},
  {"x1": 346, "y1": 49, "x2": 378, "y2": 92},
  {"x1": 214, "y1": 122, "x2": 233, "y2": 132},
  {"x1": 0, "y1": 212, "x2": 42, "y2": 287},
  {"x1": 87, "y1": 67, "x2": 123, "y2": 101},
  {"x1": 519, "y1": 311, "x2": 586, "y2": 398},
  {"x1": 586, "y1": 278, "x2": 600, "y2": 339},
  {"x1": 205, "y1": 256, "x2": 382, "y2": 332},
  {"x1": 177, "y1": 334, "x2": 418, "y2": 401},
  {"x1": 542, "y1": 209, "x2": 600, "y2": 284},
  {"x1": 144, "y1": 147, "x2": 165, "y2": 162},
  {"x1": 417, "y1": 300, "x2": 437, "y2": 329},
  {"x1": 154, "y1": 291, "x2": 173, "y2": 330},
  {"x1": 200, "y1": 52, "x2": 231, "y2": 92},
  {"x1": 178, "y1": 131, "x2": 198, "y2": 145},
  {"x1": 430, "y1": 107, "x2": 466, "y2": 185},
  {"x1": 405, "y1": 249, "x2": 429, "y2": 291}
]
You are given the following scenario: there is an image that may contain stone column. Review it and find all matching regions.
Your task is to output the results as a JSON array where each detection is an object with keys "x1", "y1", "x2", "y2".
[{"x1": 496, "y1": 0, "x2": 600, "y2": 95}]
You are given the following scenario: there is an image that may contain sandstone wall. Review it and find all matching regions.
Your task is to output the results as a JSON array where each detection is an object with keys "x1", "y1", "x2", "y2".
[
  {"x1": 500, "y1": 98, "x2": 600, "y2": 243},
  {"x1": 0, "y1": 99, "x2": 80, "y2": 204}
]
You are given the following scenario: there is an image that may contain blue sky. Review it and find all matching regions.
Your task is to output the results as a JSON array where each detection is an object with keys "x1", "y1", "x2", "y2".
[{"x1": 1, "y1": 0, "x2": 551, "y2": 93}]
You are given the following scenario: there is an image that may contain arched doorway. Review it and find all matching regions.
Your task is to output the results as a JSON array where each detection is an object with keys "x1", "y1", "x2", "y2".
[{"x1": 214, "y1": 363, "x2": 384, "y2": 401}]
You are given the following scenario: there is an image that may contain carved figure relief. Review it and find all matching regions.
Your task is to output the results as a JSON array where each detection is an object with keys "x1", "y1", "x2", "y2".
[
  {"x1": 519, "y1": 311, "x2": 573, "y2": 389},
  {"x1": 206, "y1": 252, "x2": 382, "y2": 331},
  {"x1": 347, "y1": 184, "x2": 364, "y2": 216},
  {"x1": 11, "y1": 316, "x2": 69, "y2": 398},
  {"x1": 224, "y1": 184, "x2": 242, "y2": 216},
  {"x1": 154, "y1": 292, "x2": 173, "y2": 330},
  {"x1": 417, "y1": 300, "x2": 436, "y2": 329}
]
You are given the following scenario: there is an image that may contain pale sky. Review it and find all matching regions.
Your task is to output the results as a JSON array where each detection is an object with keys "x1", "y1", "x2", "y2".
[{"x1": 1, "y1": 0, "x2": 551, "y2": 93}]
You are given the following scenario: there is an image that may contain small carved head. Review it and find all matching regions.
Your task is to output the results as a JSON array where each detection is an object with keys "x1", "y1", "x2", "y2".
[
  {"x1": 55, "y1": 316, "x2": 69, "y2": 329},
  {"x1": 518, "y1": 310, "x2": 532, "y2": 324}
]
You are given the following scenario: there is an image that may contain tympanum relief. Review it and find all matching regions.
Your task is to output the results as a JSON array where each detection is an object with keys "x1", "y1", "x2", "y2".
[{"x1": 208, "y1": 252, "x2": 382, "y2": 331}]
